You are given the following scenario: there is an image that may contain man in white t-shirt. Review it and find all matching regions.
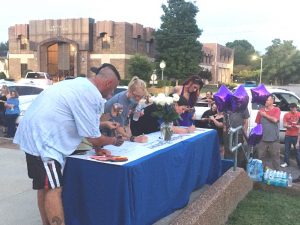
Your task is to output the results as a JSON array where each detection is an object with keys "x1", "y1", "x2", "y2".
[{"x1": 14, "y1": 63, "x2": 123, "y2": 225}]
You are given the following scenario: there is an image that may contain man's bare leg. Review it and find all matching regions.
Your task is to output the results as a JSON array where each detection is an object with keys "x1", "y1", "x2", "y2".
[
  {"x1": 44, "y1": 188, "x2": 65, "y2": 225},
  {"x1": 37, "y1": 190, "x2": 49, "y2": 225}
]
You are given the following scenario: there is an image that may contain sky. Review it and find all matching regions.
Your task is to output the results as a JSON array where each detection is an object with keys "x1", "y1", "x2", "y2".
[{"x1": 1, "y1": 0, "x2": 299, "y2": 53}]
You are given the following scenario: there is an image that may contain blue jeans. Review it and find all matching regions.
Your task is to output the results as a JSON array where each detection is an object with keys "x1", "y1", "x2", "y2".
[
  {"x1": 284, "y1": 136, "x2": 300, "y2": 168},
  {"x1": 5, "y1": 114, "x2": 18, "y2": 138}
]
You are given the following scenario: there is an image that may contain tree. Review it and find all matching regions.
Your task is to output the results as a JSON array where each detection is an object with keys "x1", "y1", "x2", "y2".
[
  {"x1": 226, "y1": 40, "x2": 256, "y2": 65},
  {"x1": 128, "y1": 54, "x2": 153, "y2": 81},
  {"x1": 155, "y1": 0, "x2": 202, "y2": 80},
  {"x1": 0, "y1": 41, "x2": 8, "y2": 51},
  {"x1": 198, "y1": 69, "x2": 212, "y2": 81},
  {"x1": 0, "y1": 72, "x2": 7, "y2": 79},
  {"x1": 263, "y1": 39, "x2": 300, "y2": 85}
]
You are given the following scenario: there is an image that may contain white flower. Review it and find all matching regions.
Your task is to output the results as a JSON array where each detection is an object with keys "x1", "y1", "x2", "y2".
[
  {"x1": 157, "y1": 93, "x2": 166, "y2": 98},
  {"x1": 172, "y1": 93, "x2": 180, "y2": 102},
  {"x1": 149, "y1": 96, "x2": 155, "y2": 103},
  {"x1": 165, "y1": 97, "x2": 174, "y2": 105},
  {"x1": 157, "y1": 97, "x2": 166, "y2": 106},
  {"x1": 152, "y1": 93, "x2": 177, "y2": 106}
]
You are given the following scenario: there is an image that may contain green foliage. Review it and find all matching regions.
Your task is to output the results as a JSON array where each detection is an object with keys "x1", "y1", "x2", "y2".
[
  {"x1": 151, "y1": 104, "x2": 180, "y2": 123},
  {"x1": 0, "y1": 41, "x2": 8, "y2": 51},
  {"x1": 155, "y1": 0, "x2": 203, "y2": 80},
  {"x1": 226, "y1": 40, "x2": 256, "y2": 65},
  {"x1": 263, "y1": 39, "x2": 300, "y2": 85},
  {"x1": 225, "y1": 82, "x2": 237, "y2": 90},
  {"x1": 119, "y1": 79, "x2": 130, "y2": 86},
  {"x1": 156, "y1": 80, "x2": 172, "y2": 88},
  {"x1": 0, "y1": 72, "x2": 7, "y2": 79},
  {"x1": 234, "y1": 69, "x2": 259, "y2": 83},
  {"x1": 232, "y1": 55, "x2": 260, "y2": 83},
  {"x1": 198, "y1": 69, "x2": 212, "y2": 81},
  {"x1": 201, "y1": 84, "x2": 218, "y2": 94},
  {"x1": 128, "y1": 54, "x2": 153, "y2": 81}
]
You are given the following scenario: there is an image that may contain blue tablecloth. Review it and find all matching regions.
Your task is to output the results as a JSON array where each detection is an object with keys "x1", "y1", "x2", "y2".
[{"x1": 62, "y1": 129, "x2": 221, "y2": 225}]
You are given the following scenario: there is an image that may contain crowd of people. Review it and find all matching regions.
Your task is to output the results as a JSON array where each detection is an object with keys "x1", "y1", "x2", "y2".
[{"x1": 5, "y1": 63, "x2": 299, "y2": 224}]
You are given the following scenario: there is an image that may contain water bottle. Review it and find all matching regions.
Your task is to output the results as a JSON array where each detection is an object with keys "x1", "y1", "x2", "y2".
[
  {"x1": 264, "y1": 169, "x2": 270, "y2": 182},
  {"x1": 268, "y1": 169, "x2": 274, "y2": 185},
  {"x1": 288, "y1": 173, "x2": 293, "y2": 187},
  {"x1": 133, "y1": 103, "x2": 144, "y2": 121}
]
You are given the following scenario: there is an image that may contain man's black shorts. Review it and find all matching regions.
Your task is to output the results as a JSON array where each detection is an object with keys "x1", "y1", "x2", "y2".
[{"x1": 25, "y1": 153, "x2": 63, "y2": 190}]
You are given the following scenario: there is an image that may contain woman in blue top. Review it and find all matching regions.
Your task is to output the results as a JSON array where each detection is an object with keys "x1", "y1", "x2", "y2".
[{"x1": 5, "y1": 90, "x2": 20, "y2": 137}]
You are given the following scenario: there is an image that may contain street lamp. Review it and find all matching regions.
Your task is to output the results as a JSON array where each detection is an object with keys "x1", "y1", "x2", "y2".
[
  {"x1": 252, "y1": 55, "x2": 263, "y2": 84},
  {"x1": 159, "y1": 60, "x2": 166, "y2": 80}
]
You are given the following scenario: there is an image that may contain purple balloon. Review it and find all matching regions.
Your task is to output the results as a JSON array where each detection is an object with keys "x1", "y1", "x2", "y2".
[
  {"x1": 250, "y1": 84, "x2": 270, "y2": 105},
  {"x1": 230, "y1": 85, "x2": 249, "y2": 113},
  {"x1": 214, "y1": 85, "x2": 232, "y2": 112},
  {"x1": 247, "y1": 124, "x2": 263, "y2": 146}
]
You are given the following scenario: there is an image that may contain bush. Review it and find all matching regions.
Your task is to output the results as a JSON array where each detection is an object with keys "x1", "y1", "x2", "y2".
[
  {"x1": 119, "y1": 79, "x2": 130, "y2": 86},
  {"x1": 0, "y1": 72, "x2": 7, "y2": 79},
  {"x1": 226, "y1": 82, "x2": 238, "y2": 90},
  {"x1": 156, "y1": 80, "x2": 172, "y2": 88}
]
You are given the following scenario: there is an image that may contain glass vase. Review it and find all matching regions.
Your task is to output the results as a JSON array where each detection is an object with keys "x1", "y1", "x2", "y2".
[{"x1": 160, "y1": 122, "x2": 173, "y2": 142}]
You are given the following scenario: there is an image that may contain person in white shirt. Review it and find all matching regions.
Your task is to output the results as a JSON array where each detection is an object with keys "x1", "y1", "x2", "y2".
[{"x1": 14, "y1": 63, "x2": 124, "y2": 225}]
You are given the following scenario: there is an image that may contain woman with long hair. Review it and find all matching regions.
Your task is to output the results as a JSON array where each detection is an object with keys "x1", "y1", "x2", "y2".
[
  {"x1": 104, "y1": 76, "x2": 148, "y2": 142},
  {"x1": 173, "y1": 75, "x2": 204, "y2": 126}
]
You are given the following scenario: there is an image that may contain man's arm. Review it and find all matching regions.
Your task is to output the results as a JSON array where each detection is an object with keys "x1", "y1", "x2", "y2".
[
  {"x1": 258, "y1": 108, "x2": 280, "y2": 123},
  {"x1": 86, "y1": 135, "x2": 123, "y2": 148},
  {"x1": 243, "y1": 118, "x2": 249, "y2": 134},
  {"x1": 283, "y1": 114, "x2": 290, "y2": 129},
  {"x1": 255, "y1": 110, "x2": 262, "y2": 124}
]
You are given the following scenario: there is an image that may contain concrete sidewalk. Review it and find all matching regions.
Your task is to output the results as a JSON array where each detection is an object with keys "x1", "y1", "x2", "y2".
[{"x1": 0, "y1": 143, "x2": 41, "y2": 225}]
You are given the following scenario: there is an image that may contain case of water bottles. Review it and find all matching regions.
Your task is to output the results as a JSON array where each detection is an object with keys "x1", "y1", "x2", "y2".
[
  {"x1": 247, "y1": 158, "x2": 290, "y2": 187},
  {"x1": 263, "y1": 169, "x2": 289, "y2": 187},
  {"x1": 247, "y1": 159, "x2": 264, "y2": 182}
]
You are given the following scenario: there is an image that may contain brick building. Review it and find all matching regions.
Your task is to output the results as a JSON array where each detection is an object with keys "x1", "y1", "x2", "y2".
[
  {"x1": 200, "y1": 43, "x2": 234, "y2": 84},
  {"x1": 8, "y1": 18, "x2": 155, "y2": 81}
]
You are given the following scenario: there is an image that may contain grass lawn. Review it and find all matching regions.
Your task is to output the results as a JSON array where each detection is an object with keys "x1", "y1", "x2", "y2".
[{"x1": 226, "y1": 189, "x2": 300, "y2": 225}]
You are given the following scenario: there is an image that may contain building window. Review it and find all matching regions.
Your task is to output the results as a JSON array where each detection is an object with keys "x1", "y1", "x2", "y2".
[
  {"x1": 133, "y1": 35, "x2": 141, "y2": 52},
  {"x1": 146, "y1": 39, "x2": 153, "y2": 54},
  {"x1": 20, "y1": 36, "x2": 28, "y2": 50},
  {"x1": 209, "y1": 55, "x2": 212, "y2": 64},
  {"x1": 146, "y1": 42, "x2": 151, "y2": 54},
  {"x1": 21, "y1": 63, "x2": 28, "y2": 78},
  {"x1": 102, "y1": 33, "x2": 110, "y2": 49}
]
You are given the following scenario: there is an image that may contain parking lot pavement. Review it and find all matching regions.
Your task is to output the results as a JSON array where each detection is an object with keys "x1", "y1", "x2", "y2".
[{"x1": 0, "y1": 140, "x2": 41, "y2": 225}]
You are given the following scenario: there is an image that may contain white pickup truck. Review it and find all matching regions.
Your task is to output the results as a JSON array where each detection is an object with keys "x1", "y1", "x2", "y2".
[{"x1": 19, "y1": 72, "x2": 53, "y2": 86}]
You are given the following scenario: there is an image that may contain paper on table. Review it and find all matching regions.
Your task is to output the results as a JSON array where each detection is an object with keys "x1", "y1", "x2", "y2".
[{"x1": 70, "y1": 128, "x2": 211, "y2": 166}]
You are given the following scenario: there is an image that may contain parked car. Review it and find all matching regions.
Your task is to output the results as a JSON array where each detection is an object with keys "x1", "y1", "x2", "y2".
[
  {"x1": 244, "y1": 81, "x2": 257, "y2": 87},
  {"x1": 19, "y1": 71, "x2": 53, "y2": 86},
  {"x1": 114, "y1": 85, "x2": 128, "y2": 96},
  {"x1": 0, "y1": 80, "x2": 47, "y2": 125},
  {"x1": 194, "y1": 86, "x2": 300, "y2": 143}
]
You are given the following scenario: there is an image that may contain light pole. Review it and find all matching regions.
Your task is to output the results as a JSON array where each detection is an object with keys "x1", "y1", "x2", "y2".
[
  {"x1": 252, "y1": 56, "x2": 263, "y2": 84},
  {"x1": 159, "y1": 60, "x2": 166, "y2": 80}
]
